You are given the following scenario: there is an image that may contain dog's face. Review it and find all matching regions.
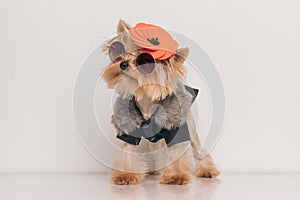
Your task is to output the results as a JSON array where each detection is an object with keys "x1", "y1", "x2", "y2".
[{"x1": 102, "y1": 20, "x2": 189, "y2": 101}]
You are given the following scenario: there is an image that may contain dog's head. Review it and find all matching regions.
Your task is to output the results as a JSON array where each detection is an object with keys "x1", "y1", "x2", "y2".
[{"x1": 102, "y1": 20, "x2": 189, "y2": 101}]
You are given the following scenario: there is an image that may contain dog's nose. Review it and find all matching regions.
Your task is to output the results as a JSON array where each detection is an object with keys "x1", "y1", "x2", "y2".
[{"x1": 120, "y1": 61, "x2": 129, "y2": 70}]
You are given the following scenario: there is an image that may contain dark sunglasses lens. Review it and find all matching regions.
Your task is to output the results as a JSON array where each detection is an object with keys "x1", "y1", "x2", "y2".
[
  {"x1": 108, "y1": 42, "x2": 125, "y2": 62},
  {"x1": 136, "y1": 53, "x2": 155, "y2": 75}
]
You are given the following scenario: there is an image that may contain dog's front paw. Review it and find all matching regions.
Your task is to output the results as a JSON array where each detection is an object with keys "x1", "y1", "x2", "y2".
[
  {"x1": 160, "y1": 174, "x2": 191, "y2": 185},
  {"x1": 195, "y1": 168, "x2": 220, "y2": 178},
  {"x1": 194, "y1": 154, "x2": 220, "y2": 178},
  {"x1": 111, "y1": 172, "x2": 144, "y2": 185}
]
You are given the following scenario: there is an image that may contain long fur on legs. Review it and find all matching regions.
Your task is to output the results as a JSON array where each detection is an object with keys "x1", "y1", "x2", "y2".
[
  {"x1": 160, "y1": 152, "x2": 192, "y2": 185},
  {"x1": 110, "y1": 143, "x2": 146, "y2": 185},
  {"x1": 194, "y1": 153, "x2": 220, "y2": 178},
  {"x1": 186, "y1": 110, "x2": 220, "y2": 178},
  {"x1": 191, "y1": 133, "x2": 220, "y2": 178}
]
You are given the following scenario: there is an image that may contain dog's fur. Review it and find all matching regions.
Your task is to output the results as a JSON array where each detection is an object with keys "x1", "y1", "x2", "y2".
[{"x1": 102, "y1": 20, "x2": 219, "y2": 185}]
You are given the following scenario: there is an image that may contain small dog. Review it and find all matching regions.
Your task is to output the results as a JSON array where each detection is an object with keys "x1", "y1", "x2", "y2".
[{"x1": 102, "y1": 20, "x2": 219, "y2": 185}]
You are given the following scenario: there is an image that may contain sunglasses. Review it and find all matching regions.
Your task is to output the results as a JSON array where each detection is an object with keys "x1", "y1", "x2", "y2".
[{"x1": 108, "y1": 41, "x2": 156, "y2": 75}]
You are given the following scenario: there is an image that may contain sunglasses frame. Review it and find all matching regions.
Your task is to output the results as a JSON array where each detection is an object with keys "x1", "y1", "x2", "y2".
[{"x1": 107, "y1": 41, "x2": 157, "y2": 68}]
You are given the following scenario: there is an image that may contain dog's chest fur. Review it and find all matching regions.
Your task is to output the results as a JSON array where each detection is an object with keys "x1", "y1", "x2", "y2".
[{"x1": 136, "y1": 96, "x2": 156, "y2": 120}]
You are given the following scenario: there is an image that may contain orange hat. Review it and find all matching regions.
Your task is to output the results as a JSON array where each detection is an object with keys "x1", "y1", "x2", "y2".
[{"x1": 130, "y1": 23, "x2": 178, "y2": 60}]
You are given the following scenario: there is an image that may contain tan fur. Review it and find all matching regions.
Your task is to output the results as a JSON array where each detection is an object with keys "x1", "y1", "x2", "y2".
[
  {"x1": 102, "y1": 62, "x2": 123, "y2": 88},
  {"x1": 103, "y1": 20, "x2": 219, "y2": 185},
  {"x1": 111, "y1": 172, "x2": 144, "y2": 185},
  {"x1": 160, "y1": 152, "x2": 192, "y2": 185},
  {"x1": 110, "y1": 143, "x2": 146, "y2": 185},
  {"x1": 194, "y1": 154, "x2": 220, "y2": 178},
  {"x1": 102, "y1": 56, "x2": 186, "y2": 101},
  {"x1": 192, "y1": 129, "x2": 220, "y2": 178},
  {"x1": 189, "y1": 112, "x2": 220, "y2": 178}
]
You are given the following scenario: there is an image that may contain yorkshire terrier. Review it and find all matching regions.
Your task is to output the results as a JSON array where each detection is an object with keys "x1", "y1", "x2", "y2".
[{"x1": 102, "y1": 20, "x2": 219, "y2": 185}]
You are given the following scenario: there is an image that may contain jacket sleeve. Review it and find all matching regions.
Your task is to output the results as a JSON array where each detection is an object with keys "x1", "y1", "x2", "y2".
[
  {"x1": 112, "y1": 96, "x2": 144, "y2": 135},
  {"x1": 151, "y1": 85, "x2": 198, "y2": 147},
  {"x1": 151, "y1": 84, "x2": 196, "y2": 130}
]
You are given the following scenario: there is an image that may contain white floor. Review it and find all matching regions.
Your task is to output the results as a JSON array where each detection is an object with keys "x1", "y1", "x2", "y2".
[{"x1": 0, "y1": 173, "x2": 300, "y2": 200}]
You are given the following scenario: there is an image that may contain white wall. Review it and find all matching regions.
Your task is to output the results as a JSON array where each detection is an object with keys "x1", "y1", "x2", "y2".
[{"x1": 0, "y1": 0, "x2": 299, "y2": 173}]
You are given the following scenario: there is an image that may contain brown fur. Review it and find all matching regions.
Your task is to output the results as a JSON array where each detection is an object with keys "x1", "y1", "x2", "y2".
[
  {"x1": 194, "y1": 154, "x2": 220, "y2": 178},
  {"x1": 160, "y1": 152, "x2": 192, "y2": 185},
  {"x1": 102, "y1": 62, "x2": 123, "y2": 88},
  {"x1": 111, "y1": 172, "x2": 144, "y2": 185},
  {"x1": 102, "y1": 20, "x2": 219, "y2": 185},
  {"x1": 102, "y1": 53, "x2": 187, "y2": 101},
  {"x1": 110, "y1": 143, "x2": 146, "y2": 185}
]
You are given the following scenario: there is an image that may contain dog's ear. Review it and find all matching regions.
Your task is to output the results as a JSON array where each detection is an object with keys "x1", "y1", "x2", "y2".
[
  {"x1": 117, "y1": 19, "x2": 131, "y2": 34},
  {"x1": 173, "y1": 47, "x2": 189, "y2": 64},
  {"x1": 169, "y1": 47, "x2": 189, "y2": 76}
]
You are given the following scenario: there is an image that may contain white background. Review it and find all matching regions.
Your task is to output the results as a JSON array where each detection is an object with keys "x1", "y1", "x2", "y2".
[{"x1": 0, "y1": 0, "x2": 299, "y2": 174}]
